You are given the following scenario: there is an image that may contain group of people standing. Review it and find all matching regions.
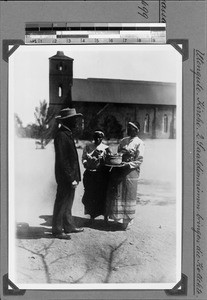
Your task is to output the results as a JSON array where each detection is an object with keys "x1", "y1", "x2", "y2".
[{"x1": 52, "y1": 108, "x2": 144, "y2": 239}]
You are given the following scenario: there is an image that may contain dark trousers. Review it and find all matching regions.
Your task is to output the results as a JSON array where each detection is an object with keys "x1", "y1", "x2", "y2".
[{"x1": 52, "y1": 183, "x2": 75, "y2": 234}]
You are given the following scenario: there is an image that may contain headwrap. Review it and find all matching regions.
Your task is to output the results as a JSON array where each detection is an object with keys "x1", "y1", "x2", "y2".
[
  {"x1": 93, "y1": 130, "x2": 105, "y2": 138},
  {"x1": 128, "y1": 122, "x2": 139, "y2": 131}
]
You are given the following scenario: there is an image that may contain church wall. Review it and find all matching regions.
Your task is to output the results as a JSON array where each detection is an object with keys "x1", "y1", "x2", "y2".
[
  {"x1": 155, "y1": 106, "x2": 175, "y2": 139},
  {"x1": 74, "y1": 102, "x2": 176, "y2": 140}
]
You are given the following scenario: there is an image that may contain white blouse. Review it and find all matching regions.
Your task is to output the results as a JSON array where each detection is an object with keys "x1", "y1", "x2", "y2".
[
  {"x1": 118, "y1": 136, "x2": 145, "y2": 169},
  {"x1": 82, "y1": 142, "x2": 110, "y2": 170}
]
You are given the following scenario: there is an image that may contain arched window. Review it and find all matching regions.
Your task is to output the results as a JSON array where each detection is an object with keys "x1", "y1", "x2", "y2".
[
  {"x1": 163, "y1": 114, "x2": 168, "y2": 133},
  {"x1": 58, "y1": 86, "x2": 62, "y2": 97},
  {"x1": 81, "y1": 118, "x2": 85, "y2": 130},
  {"x1": 144, "y1": 114, "x2": 150, "y2": 133},
  {"x1": 56, "y1": 63, "x2": 63, "y2": 71}
]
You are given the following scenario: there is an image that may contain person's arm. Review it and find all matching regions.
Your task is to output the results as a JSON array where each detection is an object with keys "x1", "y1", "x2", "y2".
[
  {"x1": 128, "y1": 141, "x2": 145, "y2": 169},
  {"x1": 117, "y1": 142, "x2": 123, "y2": 153},
  {"x1": 105, "y1": 147, "x2": 112, "y2": 155},
  {"x1": 82, "y1": 144, "x2": 98, "y2": 169},
  {"x1": 82, "y1": 146, "x2": 89, "y2": 168},
  {"x1": 55, "y1": 132, "x2": 77, "y2": 183}
]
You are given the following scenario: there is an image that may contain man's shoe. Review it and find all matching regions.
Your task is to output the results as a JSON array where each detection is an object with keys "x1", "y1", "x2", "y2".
[
  {"x1": 53, "y1": 233, "x2": 71, "y2": 239},
  {"x1": 87, "y1": 217, "x2": 95, "y2": 225},
  {"x1": 65, "y1": 227, "x2": 84, "y2": 234},
  {"x1": 104, "y1": 216, "x2": 108, "y2": 223}
]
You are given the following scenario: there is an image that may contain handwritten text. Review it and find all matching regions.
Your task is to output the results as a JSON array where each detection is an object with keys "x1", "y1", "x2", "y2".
[
  {"x1": 138, "y1": 0, "x2": 149, "y2": 19},
  {"x1": 191, "y1": 49, "x2": 205, "y2": 295}
]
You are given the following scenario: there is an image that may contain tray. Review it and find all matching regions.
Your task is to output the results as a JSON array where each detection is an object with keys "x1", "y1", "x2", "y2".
[{"x1": 105, "y1": 163, "x2": 126, "y2": 168}]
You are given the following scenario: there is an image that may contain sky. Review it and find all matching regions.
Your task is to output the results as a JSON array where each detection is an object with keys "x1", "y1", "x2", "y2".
[{"x1": 9, "y1": 44, "x2": 181, "y2": 126}]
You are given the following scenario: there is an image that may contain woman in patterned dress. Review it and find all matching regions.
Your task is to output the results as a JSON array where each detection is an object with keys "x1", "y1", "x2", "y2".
[{"x1": 106, "y1": 122, "x2": 145, "y2": 230}]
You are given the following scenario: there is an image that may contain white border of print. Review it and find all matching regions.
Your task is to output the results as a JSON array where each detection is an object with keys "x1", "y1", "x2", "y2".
[{"x1": 8, "y1": 43, "x2": 182, "y2": 290}]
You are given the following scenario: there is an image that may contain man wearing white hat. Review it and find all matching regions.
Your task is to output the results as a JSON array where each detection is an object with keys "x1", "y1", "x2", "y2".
[{"x1": 52, "y1": 108, "x2": 84, "y2": 239}]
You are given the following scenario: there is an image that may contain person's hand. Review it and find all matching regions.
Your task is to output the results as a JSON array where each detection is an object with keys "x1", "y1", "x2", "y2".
[
  {"x1": 91, "y1": 156, "x2": 98, "y2": 162},
  {"x1": 122, "y1": 162, "x2": 130, "y2": 168},
  {"x1": 92, "y1": 149, "x2": 102, "y2": 157},
  {"x1": 72, "y1": 180, "x2": 78, "y2": 188},
  {"x1": 83, "y1": 161, "x2": 87, "y2": 168}
]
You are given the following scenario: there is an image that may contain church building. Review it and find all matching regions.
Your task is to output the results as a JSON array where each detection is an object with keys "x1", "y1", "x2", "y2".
[{"x1": 49, "y1": 51, "x2": 176, "y2": 139}]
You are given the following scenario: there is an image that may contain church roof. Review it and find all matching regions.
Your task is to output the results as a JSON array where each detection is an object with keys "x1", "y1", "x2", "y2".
[{"x1": 72, "y1": 78, "x2": 176, "y2": 105}]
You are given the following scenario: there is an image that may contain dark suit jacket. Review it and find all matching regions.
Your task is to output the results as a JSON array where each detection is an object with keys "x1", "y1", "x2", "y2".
[{"x1": 54, "y1": 126, "x2": 81, "y2": 185}]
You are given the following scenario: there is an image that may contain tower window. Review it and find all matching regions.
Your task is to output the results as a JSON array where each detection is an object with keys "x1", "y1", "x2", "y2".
[
  {"x1": 144, "y1": 114, "x2": 150, "y2": 133},
  {"x1": 163, "y1": 114, "x2": 168, "y2": 133},
  {"x1": 58, "y1": 63, "x2": 63, "y2": 71},
  {"x1": 58, "y1": 86, "x2": 63, "y2": 97}
]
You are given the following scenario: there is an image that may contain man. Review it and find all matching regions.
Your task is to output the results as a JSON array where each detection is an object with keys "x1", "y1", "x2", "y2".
[{"x1": 52, "y1": 107, "x2": 84, "y2": 239}]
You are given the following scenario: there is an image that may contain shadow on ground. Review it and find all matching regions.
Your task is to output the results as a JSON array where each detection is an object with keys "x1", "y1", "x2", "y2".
[
  {"x1": 16, "y1": 222, "x2": 53, "y2": 239},
  {"x1": 39, "y1": 215, "x2": 126, "y2": 232},
  {"x1": 73, "y1": 216, "x2": 126, "y2": 232},
  {"x1": 16, "y1": 216, "x2": 125, "y2": 239},
  {"x1": 39, "y1": 215, "x2": 53, "y2": 226}
]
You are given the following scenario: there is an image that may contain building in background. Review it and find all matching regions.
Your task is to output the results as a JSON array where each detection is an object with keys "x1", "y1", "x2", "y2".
[
  {"x1": 72, "y1": 78, "x2": 176, "y2": 139},
  {"x1": 49, "y1": 51, "x2": 176, "y2": 139}
]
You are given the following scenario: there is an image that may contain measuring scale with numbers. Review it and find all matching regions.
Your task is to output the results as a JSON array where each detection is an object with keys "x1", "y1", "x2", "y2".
[{"x1": 25, "y1": 23, "x2": 166, "y2": 44}]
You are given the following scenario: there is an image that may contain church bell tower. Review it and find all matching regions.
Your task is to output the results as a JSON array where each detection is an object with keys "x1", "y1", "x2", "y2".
[{"x1": 49, "y1": 51, "x2": 74, "y2": 112}]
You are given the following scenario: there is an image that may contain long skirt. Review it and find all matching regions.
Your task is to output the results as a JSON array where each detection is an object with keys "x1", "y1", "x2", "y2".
[
  {"x1": 106, "y1": 167, "x2": 139, "y2": 225},
  {"x1": 82, "y1": 168, "x2": 109, "y2": 218}
]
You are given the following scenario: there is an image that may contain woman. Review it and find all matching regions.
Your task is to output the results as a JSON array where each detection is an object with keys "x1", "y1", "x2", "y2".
[
  {"x1": 82, "y1": 131, "x2": 111, "y2": 221},
  {"x1": 106, "y1": 121, "x2": 145, "y2": 230}
]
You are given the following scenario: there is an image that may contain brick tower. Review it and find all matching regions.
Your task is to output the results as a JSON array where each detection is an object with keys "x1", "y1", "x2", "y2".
[
  {"x1": 48, "y1": 51, "x2": 74, "y2": 139},
  {"x1": 49, "y1": 51, "x2": 74, "y2": 112}
]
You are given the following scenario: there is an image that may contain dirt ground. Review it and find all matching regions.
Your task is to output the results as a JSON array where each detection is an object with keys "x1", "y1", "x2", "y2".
[{"x1": 12, "y1": 138, "x2": 179, "y2": 287}]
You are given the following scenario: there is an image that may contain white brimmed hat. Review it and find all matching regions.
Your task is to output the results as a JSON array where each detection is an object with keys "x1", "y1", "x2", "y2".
[{"x1": 55, "y1": 108, "x2": 83, "y2": 120}]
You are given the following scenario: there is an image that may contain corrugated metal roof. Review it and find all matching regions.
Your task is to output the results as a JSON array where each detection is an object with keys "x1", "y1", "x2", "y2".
[{"x1": 72, "y1": 78, "x2": 176, "y2": 105}]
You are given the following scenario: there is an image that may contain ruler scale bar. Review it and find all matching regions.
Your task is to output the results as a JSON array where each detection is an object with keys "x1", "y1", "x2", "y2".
[
  {"x1": 25, "y1": 23, "x2": 166, "y2": 44},
  {"x1": 25, "y1": 37, "x2": 165, "y2": 44}
]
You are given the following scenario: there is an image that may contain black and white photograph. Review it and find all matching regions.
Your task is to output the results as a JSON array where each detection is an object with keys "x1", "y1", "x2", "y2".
[{"x1": 9, "y1": 44, "x2": 182, "y2": 290}]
